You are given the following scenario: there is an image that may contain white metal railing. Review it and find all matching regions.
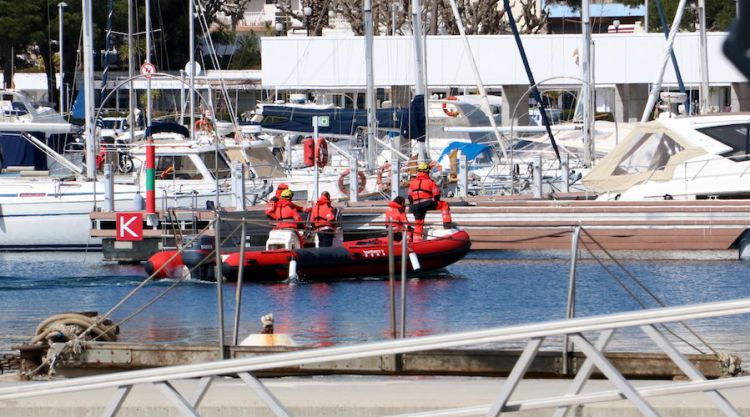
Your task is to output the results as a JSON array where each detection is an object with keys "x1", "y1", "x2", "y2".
[{"x1": 1, "y1": 298, "x2": 750, "y2": 416}]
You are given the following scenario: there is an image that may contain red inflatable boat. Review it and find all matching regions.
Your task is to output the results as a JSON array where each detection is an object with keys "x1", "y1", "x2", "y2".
[
  {"x1": 144, "y1": 229, "x2": 471, "y2": 282},
  {"x1": 221, "y1": 229, "x2": 471, "y2": 282}
]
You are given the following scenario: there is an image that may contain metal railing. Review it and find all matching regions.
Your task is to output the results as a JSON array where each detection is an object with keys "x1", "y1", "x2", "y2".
[{"x1": 2, "y1": 296, "x2": 750, "y2": 416}]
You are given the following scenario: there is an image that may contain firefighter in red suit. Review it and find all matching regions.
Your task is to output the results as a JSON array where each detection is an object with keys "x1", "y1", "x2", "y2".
[
  {"x1": 266, "y1": 183, "x2": 310, "y2": 220},
  {"x1": 385, "y1": 196, "x2": 410, "y2": 242},
  {"x1": 274, "y1": 189, "x2": 304, "y2": 233},
  {"x1": 408, "y1": 162, "x2": 453, "y2": 240},
  {"x1": 310, "y1": 191, "x2": 337, "y2": 247}
]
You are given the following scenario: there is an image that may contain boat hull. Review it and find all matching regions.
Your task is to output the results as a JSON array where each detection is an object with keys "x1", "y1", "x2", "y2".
[{"x1": 220, "y1": 230, "x2": 471, "y2": 282}]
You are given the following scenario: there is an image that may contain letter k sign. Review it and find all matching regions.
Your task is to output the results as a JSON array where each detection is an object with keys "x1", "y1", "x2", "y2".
[{"x1": 116, "y1": 212, "x2": 144, "y2": 241}]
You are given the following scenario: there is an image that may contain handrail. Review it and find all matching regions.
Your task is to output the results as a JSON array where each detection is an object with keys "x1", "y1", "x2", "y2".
[{"x1": 3, "y1": 297, "x2": 750, "y2": 401}]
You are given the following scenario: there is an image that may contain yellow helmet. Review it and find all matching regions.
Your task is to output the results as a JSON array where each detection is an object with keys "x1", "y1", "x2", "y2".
[
  {"x1": 417, "y1": 162, "x2": 430, "y2": 172},
  {"x1": 280, "y1": 189, "x2": 294, "y2": 200}
]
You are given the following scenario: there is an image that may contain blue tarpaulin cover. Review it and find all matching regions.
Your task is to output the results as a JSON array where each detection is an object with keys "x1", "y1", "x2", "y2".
[{"x1": 437, "y1": 141, "x2": 492, "y2": 163}]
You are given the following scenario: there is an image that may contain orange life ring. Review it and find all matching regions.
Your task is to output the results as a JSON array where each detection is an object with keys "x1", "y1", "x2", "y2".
[
  {"x1": 195, "y1": 119, "x2": 212, "y2": 133},
  {"x1": 442, "y1": 96, "x2": 460, "y2": 117},
  {"x1": 338, "y1": 169, "x2": 366, "y2": 196},
  {"x1": 376, "y1": 163, "x2": 392, "y2": 192},
  {"x1": 316, "y1": 137, "x2": 329, "y2": 167}
]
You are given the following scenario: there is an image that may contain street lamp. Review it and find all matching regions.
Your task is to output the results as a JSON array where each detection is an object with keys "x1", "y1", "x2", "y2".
[
  {"x1": 303, "y1": 5, "x2": 312, "y2": 36},
  {"x1": 58, "y1": 2, "x2": 68, "y2": 114},
  {"x1": 275, "y1": 21, "x2": 284, "y2": 36}
]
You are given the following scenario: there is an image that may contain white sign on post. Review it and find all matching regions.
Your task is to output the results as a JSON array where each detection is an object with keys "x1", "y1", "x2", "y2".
[
  {"x1": 317, "y1": 115, "x2": 329, "y2": 127},
  {"x1": 140, "y1": 62, "x2": 156, "y2": 79}
]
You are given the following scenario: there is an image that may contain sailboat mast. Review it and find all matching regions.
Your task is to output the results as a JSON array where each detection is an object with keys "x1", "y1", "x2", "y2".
[
  {"x1": 145, "y1": 0, "x2": 152, "y2": 127},
  {"x1": 364, "y1": 0, "x2": 376, "y2": 169},
  {"x1": 698, "y1": 0, "x2": 710, "y2": 114},
  {"x1": 640, "y1": 0, "x2": 688, "y2": 122},
  {"x1": 82, "y1": 0, "x2": 96, "y2": 179},
  {"x1": 128, "y1": 0, "x2": 135, "y2": 138},
  {"x1": 581, "y1": 0, "x2": 594, "y2": 167},
  {"x1": 411, "y1": 0, "x2": 428, "y2": 162},
  {"x1": 189, "y1": 0, "x2": 195, "y2": 142}
]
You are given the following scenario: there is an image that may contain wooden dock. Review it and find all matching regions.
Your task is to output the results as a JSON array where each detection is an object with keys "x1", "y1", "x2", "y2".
[
  {"x1": 90, "y1": 196, "x2": 750, "y2": 261},
  {"x1": 17, "y1": 342, "x2": 726, "y2": 380}
]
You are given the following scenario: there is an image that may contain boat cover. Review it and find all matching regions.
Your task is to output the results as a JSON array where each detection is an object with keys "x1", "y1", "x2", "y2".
[
  {"x1": 247, "y1": 95, "x2": 426, "y2": 141},
  {"x1": 437, "y1": 141, "x2": 492, "y2": 163}
]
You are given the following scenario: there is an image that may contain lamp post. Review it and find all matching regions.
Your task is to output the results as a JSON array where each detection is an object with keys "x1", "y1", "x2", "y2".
[
  {"x1": 58, "y1": 2, "x2": 68, "y2": 114},
  {"x1": 303, "y1": 5, "x2": 312, "y2": 36}
]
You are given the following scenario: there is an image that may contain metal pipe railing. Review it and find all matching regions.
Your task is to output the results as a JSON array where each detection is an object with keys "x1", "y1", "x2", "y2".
[{"x1": 4, "y1": 297, "x2": 750, "y2": 401}]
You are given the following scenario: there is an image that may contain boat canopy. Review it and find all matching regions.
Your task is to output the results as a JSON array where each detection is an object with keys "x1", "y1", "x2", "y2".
[
  {"x1": 145, "y1": 121, "x2": 190, "y2": 138},
  {"x1": 582, "y1": 119, "x2": 706, "y2": 194},
  {"x1": 248, "y1": 95, "x2": 426, "y2": 141},
  {"x1": 437, "y1": 141, "x2": 493, "y2": 163}
]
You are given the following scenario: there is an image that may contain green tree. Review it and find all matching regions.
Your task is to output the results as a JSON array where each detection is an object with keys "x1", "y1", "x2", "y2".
[
  {"x1": 0, "y1": 0, "x2": 45, "y2": 88},
  {"x1": 548, "y1": 0, "x2": 736, "y2": 31}
]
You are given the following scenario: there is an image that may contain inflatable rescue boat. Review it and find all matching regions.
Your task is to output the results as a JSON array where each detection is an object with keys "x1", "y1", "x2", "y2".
[{"x1": 145, "y1": 227, "x2": 471, "y2": 282}]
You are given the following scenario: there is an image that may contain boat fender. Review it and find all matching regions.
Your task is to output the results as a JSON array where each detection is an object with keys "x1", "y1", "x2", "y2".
[
  {"x1": 408, "y1": 252, "x2": 421, "y2": 270},
  {"x1": 288, "y1": 259, "x2": 299, "y2": 280}
]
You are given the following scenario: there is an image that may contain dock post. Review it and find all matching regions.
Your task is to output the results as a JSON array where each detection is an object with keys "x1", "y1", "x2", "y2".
[
  {"x1": 231, "y1": 162, "x2": 245, "y2": 211},
  {"x1": 391, "y1": 159, "x2": 399, "y2": 200},
  {"x1": 533, "y1": 155, "x2": 542, "y2": 198},
  {"x1": 103, "y1": 163, "x2": 114, "y2": 211},
  {"x1": 563, "y1": 225, "x2": 581, "y2": 375},
  {"x1": 388, "y1": 225, "x2": 396, "y2": 338},
  {"x1": 214, "y1": 213, "x2": 226, "y2": 358},
  {"x1": 458, "y1": 155, "x2": 468, "y2": 198},
  {"x1": 232, "y1": 219, "x2": 247, "y2": 345},
  {"x1": 562, "y1": 153, "x2": 570, "y2": 193},
  {"x1": 400, "y1": 235, "x2": 407, "y2": 338},
  {"x1": 739, "y1": 230, "x2": 750, "y2": 260},
  {"x1": 349, "y1": 158, "x2": 359, "y2": 203}
]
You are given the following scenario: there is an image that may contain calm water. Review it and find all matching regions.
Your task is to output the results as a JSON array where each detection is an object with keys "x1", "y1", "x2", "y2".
[{"x1": 2, "y1": 250, "x2": 750, "y2": 359}]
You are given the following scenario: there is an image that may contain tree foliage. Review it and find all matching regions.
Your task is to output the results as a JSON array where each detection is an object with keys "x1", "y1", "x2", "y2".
[
  {"x1": 329, "y1": 0, "x2": 546, "y2": 36},
  {"x1": 548, "y1": 0, "x2": 735, "y2": 31},
  {"x1": 0, "y1": 0, "x2": 45, "y2": 86}
]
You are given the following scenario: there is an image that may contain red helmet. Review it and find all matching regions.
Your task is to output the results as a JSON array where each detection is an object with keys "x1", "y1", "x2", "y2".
[{"x1": 277, "y1": 183, "x2": 289, "y2": 190}]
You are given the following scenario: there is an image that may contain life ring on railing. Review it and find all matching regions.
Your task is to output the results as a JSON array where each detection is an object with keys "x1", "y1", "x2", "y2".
[
  {"x1": 194, "y1": 118, "x2": 212, "y2": 133},
  {"x1": 338, "y1": 169, "x2": 366, "y2": 196},
  {"x1": 442, "y1": 96, "x2": 460, "y2": 117},
  {"x1": 316, "y1": 137, "x2": 329, "y2": 168},
  {"x1": 376, "y1": 163, "x2": 392, "y2": 192}
]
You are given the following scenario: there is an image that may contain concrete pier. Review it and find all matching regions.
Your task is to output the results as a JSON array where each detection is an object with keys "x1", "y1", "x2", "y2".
[{"x1": 1, "y1": 375, "x2": 749, "y2": 417}]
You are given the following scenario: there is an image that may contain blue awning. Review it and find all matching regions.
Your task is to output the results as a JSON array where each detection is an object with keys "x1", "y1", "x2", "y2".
[{"x1": 437, "y1": 142, "x2": 492, "y2": 162}]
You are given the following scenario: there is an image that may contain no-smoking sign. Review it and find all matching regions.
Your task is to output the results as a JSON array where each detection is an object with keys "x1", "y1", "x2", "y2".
[{"x1": 140, "y1": 62, "x2": 156, "y2": 79}]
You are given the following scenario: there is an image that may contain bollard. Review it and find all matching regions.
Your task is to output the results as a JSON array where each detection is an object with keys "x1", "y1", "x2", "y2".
[
  {"x1": 533, "y1": 155, "x2": 542, "y2": 198},
  {"x1": 458, "y1": 155, "x2": 468, "y2": 198},
  {"x1": 231, "y1": 162, "x2": 246, "y2": 211},
  {"x1": 103, "y1": 163, "x2": 114, "y2": 211}
]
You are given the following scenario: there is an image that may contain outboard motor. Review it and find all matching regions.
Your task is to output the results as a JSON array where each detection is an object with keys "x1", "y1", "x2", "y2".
[
  {"x1": 181, "y1": 234, "x2": 216, "y2": 281},
  {"x1": 266, "y1": 229, "x2": 302, "y2": 250}
]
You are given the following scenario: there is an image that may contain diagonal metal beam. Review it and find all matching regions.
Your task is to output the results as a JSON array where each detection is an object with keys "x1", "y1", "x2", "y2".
[
  {"x1": 190, "y1": 376, "x2": 214, "y2": 409},
  {"x1": 641, "y1": 325, "x2": 741, "y2": 417},
  {"x1": 552, "y1": 329, "x2": 614, "y2": 417},
  {"x1": 238, "y1": 372, "x2": 294, "y2": 417},
  {"x1": 100, "y1": 385, "x2": 132, "y2": 417},
  {"x1": 486, "y1": 337, "x2": 544, "y2": 417},
  {"x1": 154, "y1": 381, "x2": 201, "y2": 417},
  {"x1": 570, "y1": 333, "x2": 660, "y2": 417}
]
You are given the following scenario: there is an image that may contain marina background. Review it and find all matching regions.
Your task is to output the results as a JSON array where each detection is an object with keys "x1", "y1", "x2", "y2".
[{"x1": 2, "y1": 250, "x2": 750, "y2": 360}]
